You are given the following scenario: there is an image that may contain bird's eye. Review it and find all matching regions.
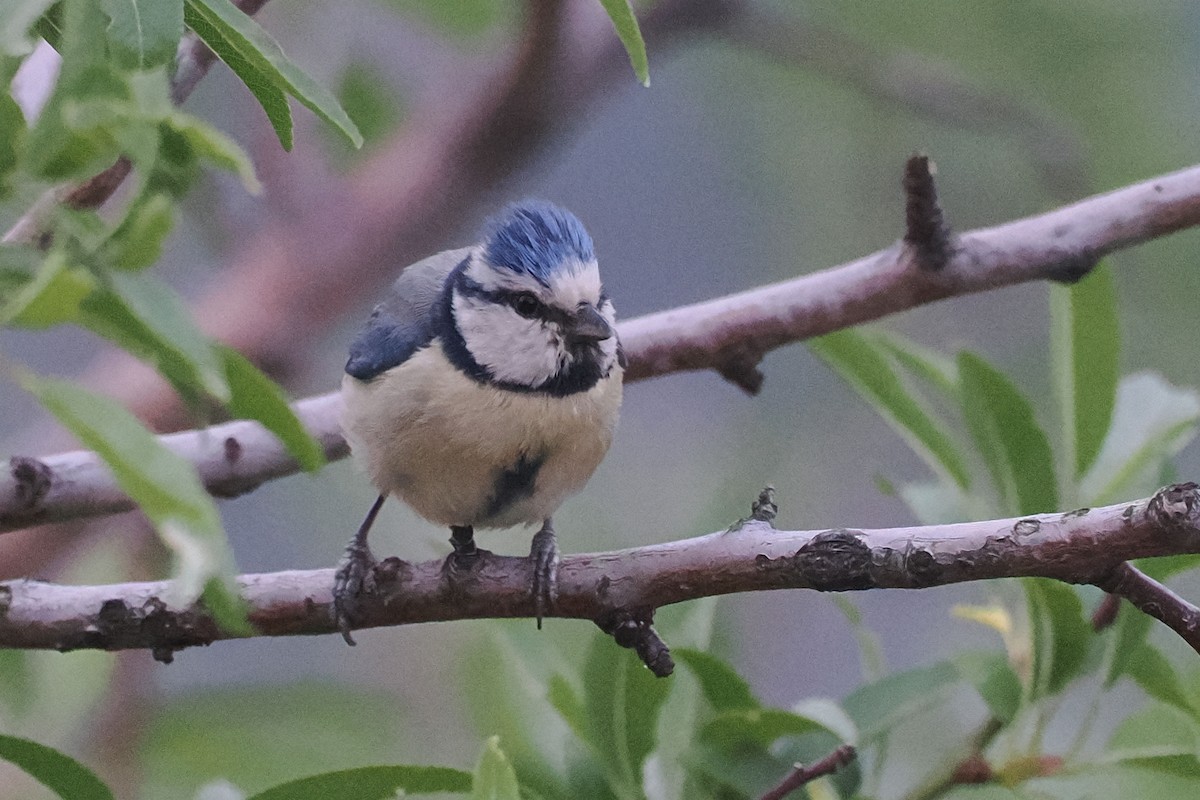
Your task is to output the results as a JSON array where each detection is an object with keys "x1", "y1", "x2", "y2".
[{"x1": 511, "y1": 293, "x2": 541, "y2": 318}]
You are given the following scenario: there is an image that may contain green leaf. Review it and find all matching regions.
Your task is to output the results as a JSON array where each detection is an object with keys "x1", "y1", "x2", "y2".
[
  {"x1": 953, "y1": 651, "x2": 1021, "y2": 724},
  {"x1": 811, "y1": 330, "x2": 971, "y2": 489},
  {"x1": 674, "y1": 648, "x2": 759, "y2": 712},
  {"x1": 0, "y1": 0, "x2": 61, "y2": 56},
  {"x1": 1105, "y1": 602, "x2": 1155, "y2": 688},
  {"x1": 1105, "y1": 702, "x2": 1200, "y2": 774},
  {"x1": 80, "y1": 271, "x2": 229, "y2": 403},
  {"x1": 0, "y1": 734, "x2": 113, "y2": 800},
  {"x1": 873, "y1": 330, "x2": 960, "y2": 402},
  {"x1": 597, "y1": 0, "x2": 649, "y2": 87},
  {"x1": 582, "y1": 634, "x2": 671, "y2": 794},
  {"x1": 1080, "y1": 373, "x2": 1200, "y2": 505},
  {"x1": 1050, "y1": 264, "x2": 1119, "y2": 478},
  {"x1": 20, "y1": 376, "x2": 244, "y2": 629},
  {"x1": 547, "y1": 674, "x2": 589, "y2": 744},
  {"x1": 104, "y1": 192, "x2": 175, "y2": 270},
  {"x1": 1030, "y1": 764, "x2": 1200, "y2": 798},
  {"x1": 144, "y1": 683, "x2": 415, "y2": 797},
  {"x1": 0, "y1": 85, "x2": 24, "y2": 196},
  {"x1": 165, "y1": 111, "x2": 261, "y2": 193},
  {"x1": 842, "y1": 661, "x2": 960, "y2": 743},
  {"x1": 958, "y1": 351, "x2": 1058, "y2": 515},
  {"x1": 99, "y1": 0, "x2": 183, "y2": 69},
  {"x1": 471, "y1": 737, "x2": 521, "y2": 800},
  {"x1": 219, "y1": 347, "x2": 325, "y2": 471},
  {"x1": 0, "y1": 251, "x2": 95, "y2": 327},
  {"x1": 1024, "y1": 579, "x2": 1090, "y2": 698},
  {"x1": 832, "y1": 595, "x2": 887, "y2": 682},
  {"x1": 183, "y1": 0, "x2": 362, "y2": 149},
  {"x1": 1126, "y1": 643, "x2": 1194, "y2": 714},
  {"x1": 698, "y1": 708, "x2": 834, "y2": 749},
  {"x1": 25, "y1": 0, "x2": 128, "y2": 180},
  {"x1": 247, "y1": 766, "x2": 471, "y2": 800}
]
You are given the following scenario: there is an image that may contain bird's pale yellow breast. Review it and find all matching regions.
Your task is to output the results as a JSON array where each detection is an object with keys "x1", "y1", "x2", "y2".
[{"x1": 341, "y1": 343, "x2": 622, "y2": 528}]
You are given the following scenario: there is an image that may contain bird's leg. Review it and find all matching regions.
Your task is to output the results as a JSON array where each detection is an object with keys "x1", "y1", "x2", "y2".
[
  {"x1": 530, "y1": 518, "x2": 560, "y2": 629},
  {"x1": 332, "y1": 494, "x2": 385, "y2": 646},
  {"x1": 441, "y1": 524, "x2": 483, "y2": 580}
]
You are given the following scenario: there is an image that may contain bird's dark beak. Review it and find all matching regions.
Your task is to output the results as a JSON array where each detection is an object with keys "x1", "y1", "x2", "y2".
[{"x1": 565, "y1": 304, "x2": 613, "y2": 344}]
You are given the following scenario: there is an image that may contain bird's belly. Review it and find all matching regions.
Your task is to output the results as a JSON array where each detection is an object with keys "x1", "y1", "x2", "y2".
[{"x1": 341, "y1": 345, "x2": 622, "y2": 528}]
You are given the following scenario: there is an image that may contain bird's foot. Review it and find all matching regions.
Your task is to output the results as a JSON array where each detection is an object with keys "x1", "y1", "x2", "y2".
[
  {"x1": 530, "y1": 522, "x2": 559, "y2": 629},
  {"x1": 333, "y1": 540, "x2": 377, "y2": 646},
  {"x1": 441, "y1": 525, "x2": 490, "y2": 585}
]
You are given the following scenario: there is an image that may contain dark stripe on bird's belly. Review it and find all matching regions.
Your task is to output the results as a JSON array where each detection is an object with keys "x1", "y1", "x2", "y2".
[{"x1": 485, "y1": 452, "x2": 545, "y2": 519}]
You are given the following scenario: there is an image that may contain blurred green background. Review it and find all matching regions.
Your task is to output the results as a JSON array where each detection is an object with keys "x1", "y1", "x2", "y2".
[{"x1": 2, "y1": 0, "x2": 1200, "y2": 796}]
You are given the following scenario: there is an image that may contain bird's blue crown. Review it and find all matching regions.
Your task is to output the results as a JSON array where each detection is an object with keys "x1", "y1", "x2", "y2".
[{"x1": 482, "y1": 200, "x2": 595, "y2": 285}]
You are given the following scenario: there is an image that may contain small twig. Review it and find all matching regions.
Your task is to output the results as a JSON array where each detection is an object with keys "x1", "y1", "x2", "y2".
[
  {"x1": 1091, "y1": 592, "x2": 1121, "y2": 631},
  {"x1": 596, "y1": 610, "x2": 674, "y2": 677},
  {"x1": 1094, "y1": 562, "x2": 1200, "y2": 654},
  {"x1": 759, "y1": 744, "x2": 857, "y2": 800},
  {"x1": 902, "y1": 154, "x2": 953, "y2": 270}
]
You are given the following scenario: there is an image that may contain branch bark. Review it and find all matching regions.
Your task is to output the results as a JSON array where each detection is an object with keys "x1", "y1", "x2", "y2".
[
  {"x1": 2, "y1": 485, "x2": 1198, "y2": 663},
  {"x1": 4, "y1": 159, "x2": 1200, "y2": 531}
]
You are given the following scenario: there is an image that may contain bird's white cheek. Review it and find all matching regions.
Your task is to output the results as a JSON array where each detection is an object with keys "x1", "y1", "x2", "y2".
[{"x1": 455, "y1": 298, "x2": 562, "y2": 386}]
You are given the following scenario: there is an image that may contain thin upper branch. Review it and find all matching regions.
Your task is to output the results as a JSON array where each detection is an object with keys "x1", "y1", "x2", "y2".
[
  {"x1": 4, "y1": 161, "x2": 1200, "y2": 532},
  {"x1": 1, "y1": 484, "x2": 1198, "y2": 657},
  {"x1": 760, "y1": 745, "x2": 858, "y2": 800}
]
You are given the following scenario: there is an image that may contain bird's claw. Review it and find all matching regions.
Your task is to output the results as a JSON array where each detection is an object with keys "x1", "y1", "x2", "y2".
[
  {"x1": 530, "y1": 526, "x2": 559, "y2": 629},
  {"x1": 332, "y1": 541, "x2": 377, "y2": 646}
]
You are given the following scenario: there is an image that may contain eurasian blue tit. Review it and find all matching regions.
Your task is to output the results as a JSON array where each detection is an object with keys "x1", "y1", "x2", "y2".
[{"x1": 334, "y1": 200, "x2": 624, "y2": 642}]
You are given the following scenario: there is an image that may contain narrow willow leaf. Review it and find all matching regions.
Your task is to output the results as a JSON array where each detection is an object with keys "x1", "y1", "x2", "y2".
[
  {"x1": 25, "y1": 0, "x2": 128, "y2": 180},
  {"x1": 166, "y1": 112, "x2": 261, "y2": 193},
  {"x1": 597, "y1": 0, "x2": 649, "y2": 86},
  {"x1": 811, "y1": 330, "x2": 971, "y2": 489},
  {"x1": 1050, "y1": 264, "x2": 1119, "y2": 479},
  {"x1": 472, "y1": 738, "x2": 521, "y2": 800},
  {"x1": 21, "y1": 376, "x2": 245, "y2": 628},
  {"x1": 219, "y1": 347, "x2": 325, "y2": 471},
  {"x1": 582, "y1": 634, "x2": 671, "y2": 793},
  {"x1": 842, "y1": 661, "x2": 960, "y2": 743},
  {"x1": 0, "y1": 734, "x2": 114, "y2": 800},
  {"x1": 674, "y1": 648, "x2": 760, "y2": 712},
  {"x1": 183, "y1": 0, "x2": 362, "y2": 148},
  {"x1": 0, "y1": 251, "x2": 94, "y2": 327},
  {"x1": 872, "y1": 330, "x2": 959, "y2": 402},
  {"x1": 0, "y1": 0, "x2": 60, "y2": 56},
  {"x1": 182, "y1": 1, "x2": 292, "y2": 149},
  {"x1": 953, "y1": 651, "x2": 1022, "y2": 724},
  {"x1": 1081, "y1": 372, "x2": 1200, "y2": 505},
  {"x1": 84, "y1": 271, "x2": 229, "y2": 402},
  {"x1": 546, "y1": 674, "x2": 589, "y2": 744},
  {"x1": 959, "y1": 352, "x2": 1057, "y2": 515},
  {"x1": 105, "y1": 193, "x2": 175, "y2": 270},
  {"x1": 1024, "y1": 579, "x2": 1090, "y2": 699},
  {"x1": 247, "y1": 766, "x2": 472, "y2": 800},
  {"x1": 1125, "y1": 643, "x2": 1194, "y2": 714},
  {"x1": 0, "y1": 87, "x2": 24, "y2": 195},
  {"x1": 99, "y1": 0, "x2": 183, "y2": 69}
]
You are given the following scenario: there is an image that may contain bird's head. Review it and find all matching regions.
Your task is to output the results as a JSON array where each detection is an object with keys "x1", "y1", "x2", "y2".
[{"x1": 444, "y1": 201, "x2": 621, "y2": 395}]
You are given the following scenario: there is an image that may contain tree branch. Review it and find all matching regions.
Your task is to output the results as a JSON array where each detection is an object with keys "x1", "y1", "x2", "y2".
[
  {"x1": 4, "y1": 159, "x2": 1200, "y2": 531},
  {"x1": 1096, "y1": 562, "x2": 1200, "y2": 652},
  {"x1": 760, "y1": 745, "x2": 857, "y2": 800},
  {"x1": 2, "y1": 485, "x2": 1198, "y2": 666}
]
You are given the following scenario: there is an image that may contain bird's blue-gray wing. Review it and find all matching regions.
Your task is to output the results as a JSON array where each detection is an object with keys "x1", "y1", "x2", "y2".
[{"x1": 345, "y1": 247, "x2": 471, "y2": 380}]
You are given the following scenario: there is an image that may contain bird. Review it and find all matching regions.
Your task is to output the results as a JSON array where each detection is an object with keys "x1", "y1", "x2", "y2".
[{"x1": 333, "y1": 200, "x2": 624, "y2": 643}]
